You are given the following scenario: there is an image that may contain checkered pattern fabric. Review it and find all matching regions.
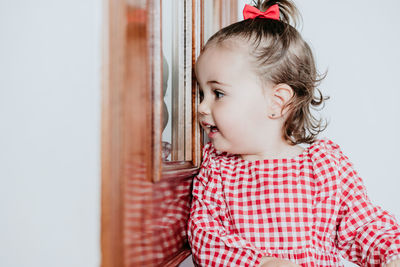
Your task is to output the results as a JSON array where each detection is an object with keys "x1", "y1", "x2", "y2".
[{"x1": 187, "y1": 138, "x2": 400, "y2": 266}]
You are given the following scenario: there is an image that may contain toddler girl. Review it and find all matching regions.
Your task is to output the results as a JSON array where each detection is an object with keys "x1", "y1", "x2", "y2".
[{"x1": 187, "y1": 0, "x2": 400, "y2": 266}]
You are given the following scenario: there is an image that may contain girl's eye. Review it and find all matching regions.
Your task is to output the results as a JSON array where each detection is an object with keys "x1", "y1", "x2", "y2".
[
  {"x1": 198, "y1": 89, "x2": 224, "y2": 101},
  {"x1": 214, "y1": 90, "x2": 224, "y2": 99},
  {"x1": 199, "y1": 90, "x2": 204, "y2": 101}
]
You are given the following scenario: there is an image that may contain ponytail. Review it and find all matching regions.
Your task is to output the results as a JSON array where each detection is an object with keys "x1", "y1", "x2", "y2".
[{"x1": 251, "y1": 0, "x2": 301, "y2": 27}]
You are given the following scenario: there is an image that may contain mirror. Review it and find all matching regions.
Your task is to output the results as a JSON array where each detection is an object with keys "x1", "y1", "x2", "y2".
[
  {"x1": 161, "y1": 0, "x2": 193, "y2": 162},
  {"x1": 161, "y1": 0, "x2": 173, "y2": 161}
]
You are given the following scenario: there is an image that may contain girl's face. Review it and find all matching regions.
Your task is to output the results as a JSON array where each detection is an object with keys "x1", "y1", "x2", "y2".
[{"x1": 195, "y1": 44, "x2": 275, "y2": 155}]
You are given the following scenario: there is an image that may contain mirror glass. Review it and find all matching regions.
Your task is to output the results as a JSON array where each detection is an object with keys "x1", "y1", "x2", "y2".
[{"x1": 161, "y1": 0, "x2": 174, "y2": 161}]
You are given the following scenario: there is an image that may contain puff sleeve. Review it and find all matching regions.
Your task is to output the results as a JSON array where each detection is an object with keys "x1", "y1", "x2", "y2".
[
  {"x1": 187, "y1": 143, "x2": 266, "y2": 267},
  {"x1": 328, "y1": 141, "x2": 400, "y2": 266}
]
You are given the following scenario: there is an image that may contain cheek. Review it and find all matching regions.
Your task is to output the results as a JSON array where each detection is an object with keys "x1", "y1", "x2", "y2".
[
  {"x1": 247, "y1": 95, "x2": 269, "y2": 121},
  {"x1": 213, "y1": 99, "x2": 264, "y2": 133},
  {"x1": 211, "y1": 103, "x2": 239, "y2": 136},
  {"x1": 239, "y1": 94, "x2": 267, "y2": 120},
  {"x1": 212, "y1": 104, "x2": 235, "y2": 127}
]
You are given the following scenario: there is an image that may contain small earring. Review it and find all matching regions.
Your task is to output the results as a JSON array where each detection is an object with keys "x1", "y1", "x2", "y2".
[{"x1": 271, "y1": 113, "x2": 275, "y2": 117}]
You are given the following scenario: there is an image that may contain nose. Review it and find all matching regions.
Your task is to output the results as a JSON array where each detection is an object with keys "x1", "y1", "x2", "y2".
[{"x1": 198, "y1": 98, "x2": 210, "y2": 115}]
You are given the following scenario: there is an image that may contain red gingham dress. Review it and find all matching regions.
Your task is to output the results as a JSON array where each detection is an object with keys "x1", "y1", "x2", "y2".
[{"x1": 187, "y1": 138, "x2": 400, "y2": 266}]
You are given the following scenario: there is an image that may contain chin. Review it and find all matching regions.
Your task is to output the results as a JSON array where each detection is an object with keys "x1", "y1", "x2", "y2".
[
  {"x1": 210, "y1": 140, "x2": 224, "y2": 152},
  {"x1": 211, "y1": 140, "x2": 235, "y2": 154}
]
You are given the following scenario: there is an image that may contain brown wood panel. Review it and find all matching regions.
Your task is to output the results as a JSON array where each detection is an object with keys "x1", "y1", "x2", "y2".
[
  {"x1": 123, "y1": 1, "x2": 154, "y2": 265},
  {"x1": 124, "y1": 164, "x2": 196, "y2": 266},
  {"x1": 101, "y1": 0, "x2": 126, "y2": 266}
]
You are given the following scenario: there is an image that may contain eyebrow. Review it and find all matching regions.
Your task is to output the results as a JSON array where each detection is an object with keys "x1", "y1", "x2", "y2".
[{"x1": 206, "y1": 80, "x2": 230, "y2": 87}]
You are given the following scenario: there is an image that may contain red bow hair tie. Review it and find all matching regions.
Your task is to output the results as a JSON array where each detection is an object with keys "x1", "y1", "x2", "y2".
[{"x1": 243, "y1": 4, "x2": 280, "y2": 20}]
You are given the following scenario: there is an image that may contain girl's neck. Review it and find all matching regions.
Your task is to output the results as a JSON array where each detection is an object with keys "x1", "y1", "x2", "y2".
[{"x1": 240, "y1": 139, "x2": 305, "y2": 161}]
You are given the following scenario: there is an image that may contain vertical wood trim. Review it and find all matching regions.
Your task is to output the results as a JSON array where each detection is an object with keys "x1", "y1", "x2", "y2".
[
  {"x1": 171, "y1": 0, "x2": 185, "y2": 161},
  {"x1": 170, "y1": 0, "x2": 196, "y2": 162},
  {"x1": 214, "y1": 0, "x2": 221, "y2": 32},
  {"x1": 184, "y1": 0, "x2": 193, "y2": 161},
  {"x1": 220, "y1": 0, "x2": 239, "y2": 28},
  {"x1": 222, "y1": 0, "x2": 228, "y2": 26},
  {"x1": 101, "y1": 0, "x2": 126, "y2": 266},
  {"x1": 230, "y1": 0, "x2": 238, "y2": 24},
  {"x1": 150, "y1": 0, "x2": 162, "y2": 182},
  {"x1": 124, "y1": 0, "x2": 153, "y2": 264},
  {"x1": 200, "y1": 0, "x2": 204, "y2": 48},
  {"x1": 191, "y1": 0, "x2": 203, "y2": 167}
]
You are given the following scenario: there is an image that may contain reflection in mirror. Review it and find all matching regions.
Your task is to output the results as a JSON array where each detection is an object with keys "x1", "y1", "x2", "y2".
[
  {"x1": 161, "y1": 0, "x2": 238, "y2": 162},
  {"x1": 162, "y1": 50, "x2": 172, "y2": 161},
  {"x1": 161, "y1": 0, "x2": 173, "y2": 161},
  {"x1": 161, "y1": 0, "x2": 193, "y2": 162}
]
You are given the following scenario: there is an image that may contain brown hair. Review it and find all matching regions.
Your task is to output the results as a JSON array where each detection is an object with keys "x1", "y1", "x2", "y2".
[{"x1": 203, "y1": 0, "x2": 329, "y2": 145}]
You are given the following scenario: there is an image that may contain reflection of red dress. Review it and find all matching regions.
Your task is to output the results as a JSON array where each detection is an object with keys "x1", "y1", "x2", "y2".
[{"x1": 188, "y1": 139, "x2": 400, "y2": 266}]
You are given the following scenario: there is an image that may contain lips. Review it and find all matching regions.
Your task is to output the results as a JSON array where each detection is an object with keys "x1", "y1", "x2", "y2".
[
  {"x1": 200, "y1": 121, "x2": 219, "y2": 138},
  {"x1": 201, "y1": 121, "x2": 212, "y2": 127},
  {"x1": 201, "y1": 121, "x2": 218, "y2": 130}
]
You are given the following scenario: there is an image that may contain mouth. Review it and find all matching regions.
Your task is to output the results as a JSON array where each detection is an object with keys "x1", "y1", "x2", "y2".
[{"x1": 201, "y1": 121, "x2": 219, "y2": 133}]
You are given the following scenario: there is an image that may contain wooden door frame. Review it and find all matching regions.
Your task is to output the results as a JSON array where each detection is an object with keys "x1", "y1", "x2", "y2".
[
  {"x1": 100, "y1": 0, "x2": 238, "y2": 266},
  {"x1": 100, "y1": 0, "x2": 125, "y2": 265}
]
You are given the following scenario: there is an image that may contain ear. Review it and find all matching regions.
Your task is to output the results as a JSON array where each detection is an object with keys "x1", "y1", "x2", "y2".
[{"x1": 267, "y1": 83, "x2": 294, "y2": 119}]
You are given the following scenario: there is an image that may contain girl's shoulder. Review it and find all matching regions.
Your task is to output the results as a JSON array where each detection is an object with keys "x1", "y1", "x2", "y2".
[
  {"x1": 196, "y1": 142, "x2": 226, "y2": 186},
  {"x1": 307, "y1": 137, "x2": 349, "y2": 167},
  {"x1": 200, "y1": 142, "x2": 217, "y2": 162},
  {"x1": 199, "y1": 142, "x2": 222, "y2": 170},
  {"x1": 199, "y1": 142, "x2": 236, "y2": 173}
]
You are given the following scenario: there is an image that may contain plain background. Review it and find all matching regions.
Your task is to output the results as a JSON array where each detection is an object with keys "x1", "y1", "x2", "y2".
[
  {"x1": 0, "y1": 1, "x2": 102, "y2": 266},
  {"x1": 0, "y1": 0, "x2": 399, "y2": 267}
]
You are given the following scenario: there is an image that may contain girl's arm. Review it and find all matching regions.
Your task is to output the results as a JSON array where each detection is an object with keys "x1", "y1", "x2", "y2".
[
  {"x1": 188, "y1": 171, "x2": 266, "y2": 267},
  {"x1": 386, "y1": 258, "x2": 400, "y2": 267},
  {"x1": 258, "y1": 256, "x2": 301, "y2": 267},
  {"x1": 187, "y1": 143, "x2": 270, "y2": 266},
  {"x1": 334, "y1": 151, "x2": 400, "y2": 266}
]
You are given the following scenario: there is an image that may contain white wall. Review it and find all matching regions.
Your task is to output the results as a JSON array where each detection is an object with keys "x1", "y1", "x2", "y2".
[{"x1": 0, "y1": 1, "x2": 102, "y2": 267}]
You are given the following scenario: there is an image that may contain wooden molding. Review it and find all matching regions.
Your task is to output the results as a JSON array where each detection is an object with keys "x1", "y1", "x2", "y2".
[{"x1": 101, "y1": 0, "x2": 126, "y2": 265}]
